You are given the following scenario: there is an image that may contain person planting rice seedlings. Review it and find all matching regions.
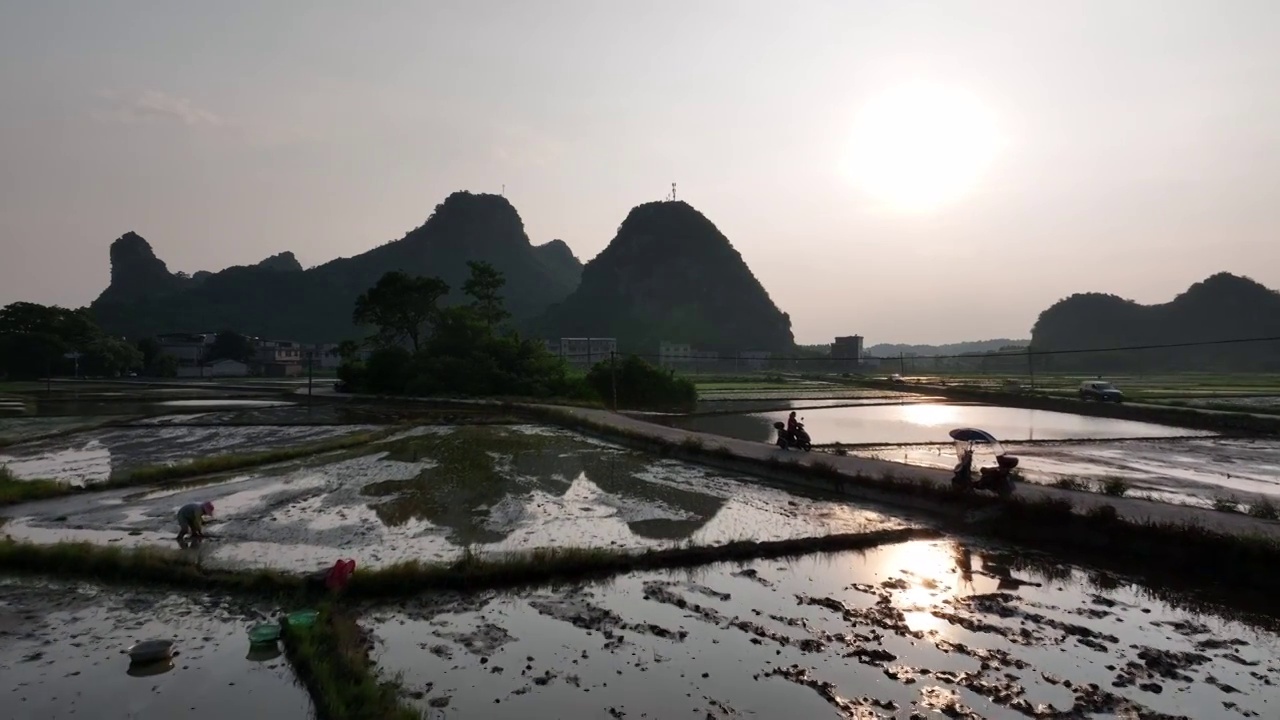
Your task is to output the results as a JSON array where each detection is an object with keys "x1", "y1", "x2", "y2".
[{"x1": 175, "y1": 501, "x2": 215, "y2": 543}]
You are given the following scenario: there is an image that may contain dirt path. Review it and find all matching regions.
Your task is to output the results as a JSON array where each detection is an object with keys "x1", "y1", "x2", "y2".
[
  {"x1": 285, "y1": 387, "x2": 1280, "y2": 541},
  {"x1": 537, "y1": 405, "x2": 1280, "y2": 541}
]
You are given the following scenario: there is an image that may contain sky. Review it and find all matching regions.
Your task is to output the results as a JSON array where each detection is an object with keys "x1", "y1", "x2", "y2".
[{"x1": 2, "y1": 1, "x2": 1279, "y2": 346}]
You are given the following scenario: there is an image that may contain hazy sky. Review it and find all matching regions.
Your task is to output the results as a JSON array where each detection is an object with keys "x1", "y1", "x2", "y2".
[{"x1": 3, "y1": 1, "x2": 1278, "y2": 345}]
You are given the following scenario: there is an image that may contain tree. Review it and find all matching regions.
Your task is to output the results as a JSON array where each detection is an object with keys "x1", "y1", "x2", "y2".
[
  {"x1": 336, "y1": 340, "x2": 362, "y2": 363},
  {"x1": 463, "y1": 261, "x2": 510, "y2": 330},
  {"x1": 208, "y1": 330, "x2": 255, "y2": 363},
  {"x1": 352, "y1": 272, "x2": 450, "y2": 352},
  {"x1": 83, "y1": 335, "x2": 143, "y2": 376},
  {"x1": 136, "y1": 337, "x2": 161, "y2": 369},
  {"x1": 0, "y1": 332, "x2": 66, "y2": 379},
  {"x1": 0, "y1": 302, "x2": 97, "y2": 348},
  {"x1": 0, "y1": 302, "x2": 107, "y2": 378}
]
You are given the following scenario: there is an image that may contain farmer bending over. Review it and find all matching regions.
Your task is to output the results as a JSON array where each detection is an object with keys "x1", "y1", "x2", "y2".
[{"x1": 176, "y1": 501, "x2": 215, "y2": 541}]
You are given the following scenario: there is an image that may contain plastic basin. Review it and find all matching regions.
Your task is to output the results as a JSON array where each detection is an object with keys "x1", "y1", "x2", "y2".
[
  {"x1": 127, "y1": 639, "x2": 174, "y2": 663},
  {"x1": 287, "y1": 610, "x2": 319, "y2": 628},
  {"x1": 248, "y1": 623, "x2": 282, "y2": 644}
]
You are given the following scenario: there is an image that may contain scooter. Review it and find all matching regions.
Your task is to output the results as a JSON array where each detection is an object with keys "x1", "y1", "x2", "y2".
[
  {"x1": 948, "y1": 427, "x2": 1018, "y2": 498},
  {"x1": 773, "y1": 419, "x2": 812, "y2": 451},
  {"x1": 951, "y1": 450, "x2": 1018, "y2": 498}
]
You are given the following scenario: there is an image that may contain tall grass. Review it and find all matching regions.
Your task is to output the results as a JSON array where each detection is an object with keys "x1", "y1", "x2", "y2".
[
  {"x1": 0, "y1": 538, "x2": 302, "y2": 593},
  {"x1": 0, "y1": 465, "x2": 75, "y2": 506},
  {"x1": 0, "y1": 528, "x2": 934, "y2": 600},
  {"x1": 282, "y1": 606, "x2": 420, "y2": 720}
]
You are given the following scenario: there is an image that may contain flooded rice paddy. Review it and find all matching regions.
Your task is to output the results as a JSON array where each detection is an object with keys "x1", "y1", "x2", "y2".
[
  {"x1": 370, "y1": 538, "x2": 1280, "y2": 719},
  {"x1": 854, "y1": 438, "x2": 1280, "y2": 508},
  {"x1": 697, "y1": 387, "x2": 919, "y2": 403},
  {"x1": 0, "y1": 579, "x2": 311, "y2": 720},
  {"x1": 0, "y1": 423, "x2": 376, "y2": 485},
  {"x1": 675, "y1": 403, "x2": 1211, "y2": 445},
  {"x1": 1, "y1": 425, "x2": 905, "y2": 571}
]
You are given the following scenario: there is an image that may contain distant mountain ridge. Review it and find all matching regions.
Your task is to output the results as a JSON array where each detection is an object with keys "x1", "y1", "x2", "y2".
[
  {"x1": 531, "y1": 200, "x2": 794, "y2": 353},
  {"x1": 89, "y1": 192, "x2": 583, "y2": 342},
  {"x1": 866, "y1": 339, "x2": 1028, "y2": 358},
  {"x1": 1031, "y1": 272, "x2": 1280, "y2": 370}
]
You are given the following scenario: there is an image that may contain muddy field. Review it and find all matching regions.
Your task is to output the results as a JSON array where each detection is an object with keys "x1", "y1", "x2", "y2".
[
  {"x1": 0, "y1": 423, "x2": 378, "y2": 485},
  {"x1": 0, "y1": 579, "x2": 311, "y2": 720},
  {"x1": 369, "y1": 539, "x2": 1280, "y2": 719},
  {"x1": 0, "y1": 425, "x2": 906, "y2": 571},
  {"x1": 854, "y1": 438, "x2": 1280, "y2": 508}
]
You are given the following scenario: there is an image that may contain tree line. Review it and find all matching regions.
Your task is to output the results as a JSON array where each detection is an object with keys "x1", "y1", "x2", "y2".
[{"x1": 338, "y1": 261, "x2": 696, "y2": 410}]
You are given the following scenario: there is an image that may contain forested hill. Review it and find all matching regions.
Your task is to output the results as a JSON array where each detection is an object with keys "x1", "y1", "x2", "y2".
[
  {"x1": 88, "y1": 192, "x2": 583, "y2": 342},
  {"x1": 530, "y1": 200, "x2": 794, "y2": 353},
  {"x1": 1030, "y1": 273, "x2": 1280, "y2": 371}
]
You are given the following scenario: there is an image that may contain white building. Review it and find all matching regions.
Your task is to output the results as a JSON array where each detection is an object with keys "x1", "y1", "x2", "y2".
[
  {"x1": 548, "y1": 337, "x2": 617, "y2": 367},
  {"x1": 738, "y1": 350, "x2": 771, "y2": 371},
  {"x1": 658, "y1": 341, "x2": 693, "y2": 367}
]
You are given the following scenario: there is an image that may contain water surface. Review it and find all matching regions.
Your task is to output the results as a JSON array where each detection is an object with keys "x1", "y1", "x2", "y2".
[
  {"x1": 675, "y1": 403, "x2": 1210, "y2": 445},
  {"x1": 1, "y1": 425, "x2": 905, "y2": 570},
  {"x1": 0, "y1": 423, "x2": 375, "y2": 485},
  {"x1": 371, "y1": 539, "x2": 1280, "y2": 719},
  {"x1": 0, "y1": 580, "x2": 311, "y2": 720}
]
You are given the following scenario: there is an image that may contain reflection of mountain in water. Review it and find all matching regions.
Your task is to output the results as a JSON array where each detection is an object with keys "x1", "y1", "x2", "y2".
[
  {"x1": 671, "y1": 413, "x2": 777, "y2": 444},
  {"x1": 361, "y1": 427, "x2": 727, "y2": 545}
]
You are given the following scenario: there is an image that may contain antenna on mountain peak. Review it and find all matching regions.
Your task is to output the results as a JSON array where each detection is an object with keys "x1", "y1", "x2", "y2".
[
  {"x1": 501, "y1": 184, "x2": 505, "y2": 197},
  {"x1": 671, "y1": 182, "x2": 677, "y2": 201}
]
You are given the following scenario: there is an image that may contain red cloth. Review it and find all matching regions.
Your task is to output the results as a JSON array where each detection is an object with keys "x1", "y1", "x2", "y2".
[{"x1": 325, "y1": 559, "x2": 356, "y2": 591}]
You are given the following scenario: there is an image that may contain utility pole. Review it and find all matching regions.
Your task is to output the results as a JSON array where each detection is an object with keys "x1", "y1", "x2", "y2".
[
  {"x1": 307, "y1": 350, "x2": 314, "y2": 407},
  {"x1": 610, "y1": 350, "x2": 618, "y2": 412},
  {"x1": 1027, "y1": 346, "x2": 1035, "y2": 390}
]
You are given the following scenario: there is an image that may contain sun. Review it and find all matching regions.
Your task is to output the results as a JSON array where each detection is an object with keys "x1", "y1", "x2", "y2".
[{"x1": 845, "y1": 82, "x2": 1001, "y2": 213}]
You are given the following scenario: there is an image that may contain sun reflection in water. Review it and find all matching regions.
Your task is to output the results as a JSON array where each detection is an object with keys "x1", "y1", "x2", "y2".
[
  {"x1": 865, "y1": 540, "x2": 964, "y2": 637},
  {"x1": 900, "y1": 403, "x2": 962, "y2": 429}
]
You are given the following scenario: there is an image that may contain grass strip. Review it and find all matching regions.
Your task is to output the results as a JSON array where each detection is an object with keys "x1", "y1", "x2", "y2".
[
  {"x1": 106, "y1": 426, "x2": 404, "y2": 487},
  {"x1": 1, "y1": 466, "x2": 75, "y2": 505},
  {"x1": 282, "y1": 605, "x2": 420, "y2": 720},
  {"x1": 347, "y1": 527, "x2": 935, "y2": 598},
  {"x1": 0, "y1": 538, "x2": 303, "y2": 595},
  {"x1": 0, "y1": 528, "x2": 933, "y2": 600}
]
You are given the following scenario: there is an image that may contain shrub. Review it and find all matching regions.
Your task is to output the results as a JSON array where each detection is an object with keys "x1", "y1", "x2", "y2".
[
  {"x1": 1053, "y1": 477, "x2": 1092, "y2": 492},
  {"x1": 1100, "y1": 477, "x2": 1130, "y2": 497},
  {"x1": 1212, "y1": 496, "x2": 1241, "y2": 513},
  {"x1": 586, "y1": 355, "x2": 697, "y2": 412},
  {"x1": 1248, "y1": 498, "x2": 1280, "y2": 520}
]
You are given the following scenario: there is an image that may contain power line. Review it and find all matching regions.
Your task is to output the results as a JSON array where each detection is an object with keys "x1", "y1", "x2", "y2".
[
  {"x1": 934, "y1": 335, "x2": 1280, "y2": 361},
  {"x1": 620, "y1": 335, "x2": 1280, "y2": 363}
]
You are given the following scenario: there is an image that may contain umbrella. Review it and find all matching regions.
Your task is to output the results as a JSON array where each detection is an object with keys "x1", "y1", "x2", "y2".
[{"x1": 948, "y1": 428, "x2": 1000, "y2": 444}]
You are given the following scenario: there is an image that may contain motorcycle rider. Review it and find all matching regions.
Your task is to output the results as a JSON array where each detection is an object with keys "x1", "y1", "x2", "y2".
[{"x1": 786, "y1": 412, "x2": 800, "y2": 443}]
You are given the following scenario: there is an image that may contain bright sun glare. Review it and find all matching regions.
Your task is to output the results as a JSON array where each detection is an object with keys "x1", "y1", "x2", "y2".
[{"x1": 845, "y1": 82, "x2": 1001, "y2": 213}]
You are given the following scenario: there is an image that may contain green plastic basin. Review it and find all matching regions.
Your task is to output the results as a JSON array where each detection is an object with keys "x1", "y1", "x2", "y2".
[
  {"x1": 287, "y1": 610, "x2": 319, "y2": 628},
  {"x1": 248, "y1": 623, "x2": 281, "y2": 644}
]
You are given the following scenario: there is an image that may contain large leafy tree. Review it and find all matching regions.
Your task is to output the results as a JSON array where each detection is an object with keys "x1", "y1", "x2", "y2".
[
  {"x1": 352, "y1": 272, "x2": 449, "y2": 352},
  {"x1": 83, "y1": 335, "x2": 144, "y2": 376},
  {"x1": 463, "y1": 261, "x2": 510, "y2": 330},
  {"x1": 0, "y1": 301, "x2": 138, "y2": 378},
  {"x1": 208, "y1": 330, "x2": 255, "y2": 363}
]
